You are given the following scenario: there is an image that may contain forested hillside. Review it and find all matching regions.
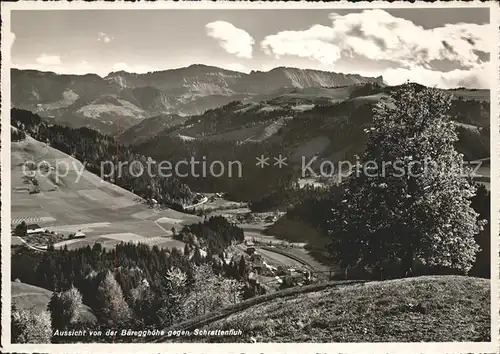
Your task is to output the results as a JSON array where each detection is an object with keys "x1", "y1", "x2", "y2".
[{"x1": 133, "y1": 83, "x2": 489, "y2": 205}]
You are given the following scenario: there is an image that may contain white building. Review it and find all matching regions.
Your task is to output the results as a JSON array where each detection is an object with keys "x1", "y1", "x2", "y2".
[{"x1": 26, "y1": 224, "x2": 46, "y2": 235}]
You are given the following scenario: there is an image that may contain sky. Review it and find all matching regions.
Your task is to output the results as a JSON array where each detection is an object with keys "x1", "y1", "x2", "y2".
[{"x1": 10, "y1": 8, "x2": 491, "y2": 88}]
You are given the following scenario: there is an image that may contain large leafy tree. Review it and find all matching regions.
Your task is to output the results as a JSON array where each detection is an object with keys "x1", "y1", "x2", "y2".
[
  {"x1": 328, "y1": 83, "x2": 484, "y2": 277},
  {"x1": 184, "y1": 264, "x2": 242, "y2": 318},
  {"x1": 95, "y1": 271, "x2": 131, "y2": 325},
  {"x1": 48, "y1": 286, "x2": 83, "y2": 330}
]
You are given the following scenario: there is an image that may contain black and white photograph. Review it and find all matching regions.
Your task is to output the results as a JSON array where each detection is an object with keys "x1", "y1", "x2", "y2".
[{"x1": 1, "y1": 1, "x2": 498, "y2": 351}]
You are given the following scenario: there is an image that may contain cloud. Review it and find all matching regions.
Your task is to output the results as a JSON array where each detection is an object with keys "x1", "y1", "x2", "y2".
[
  {"x1": 260, "y1": 10, "x2": 489, "y2": 70},
  {"x1": 35, "y1": 54, "x2": 61, "y2": 65},
  {"x1": 206, "y1": 21, "x2": 255, "y2": 59},
  {"x1": 328, "y1": 10, "x2": 488, "y2": 68},
  {"x1": 98, "y1": 32, "x2": 113, "y2": 43},
  {"x1": 380, "y1": 63, "x2": 489, "y2": 89},
  {"x1": 261, "y1": 25, "x2": 341, "y2": 65}
]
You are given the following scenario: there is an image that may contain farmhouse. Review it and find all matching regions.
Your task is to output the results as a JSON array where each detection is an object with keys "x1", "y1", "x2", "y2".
[
  {"x1": 26, "y1": 224, "x2": 46, "y2": 235},
  {"x1": 72, "y1": 230, "x2": 86, "y2": 239}
]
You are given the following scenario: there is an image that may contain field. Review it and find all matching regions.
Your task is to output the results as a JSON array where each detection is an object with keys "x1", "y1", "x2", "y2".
[
  {"x1": 11, "y1": 281, "x2": 97, "y2": 323},
  {"x1": 194, "y1": 276, "x2": 490, "y2": 342},
  {"x1": 11, "y1": 137, "x2": 200, "y2": 251},
  {"x1": 447, "y1": 88, "x2": 490, "y2": 102}
]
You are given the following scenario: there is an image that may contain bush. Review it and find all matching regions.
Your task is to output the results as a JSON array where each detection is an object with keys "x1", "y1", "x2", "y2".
[{"x1": 12, "y1": 305, "x2": 52, "y2": 343}]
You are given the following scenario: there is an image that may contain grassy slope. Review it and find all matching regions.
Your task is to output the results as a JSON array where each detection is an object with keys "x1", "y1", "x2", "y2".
[
  {"x1": 194, "y1": 276, "x2": 490, "y2": 342},
  {"x1": 11, "y1": 281, "x2": 97, "y2": 323},
  {"x1": 11, "y1": 135, "x2": 198, "y2": 250}
]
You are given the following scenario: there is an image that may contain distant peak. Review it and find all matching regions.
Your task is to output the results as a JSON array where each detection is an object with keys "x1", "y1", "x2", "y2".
[
  {"x1": 186, "y1": 64, "x2": 238, "y2": 73},
  {"x1": 268, "y1": 66, "x2": 335, "y2": 74},
  {"x1": 269, "y1": 66, "x2": 291, "y2": 71},
  {"x1": 105, "y1": 70, "x2": 133, "y2": 77},
  {"x1": 188, "y1": 64, "x2": 211, "y2": 68}
]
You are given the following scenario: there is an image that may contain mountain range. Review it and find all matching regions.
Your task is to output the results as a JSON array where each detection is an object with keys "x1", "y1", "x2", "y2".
[
  {"x1": 11, "y1": 65, "x2": 489, "y2": 188},
  {"x1": 134, "y1": 83, "x2": 490, "y2": 162},
  {"x1": 11, "y1": 65, "x2": 383, "y2": 134}
]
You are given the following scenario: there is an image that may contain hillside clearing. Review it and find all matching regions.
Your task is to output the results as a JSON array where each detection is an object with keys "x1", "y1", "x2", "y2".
[
  {"x1": 190, "y1": 276, "x2": 490, "y2": 342},
  {"x1": 11, "y1": 281, "x2": 97, "y2": 323}
]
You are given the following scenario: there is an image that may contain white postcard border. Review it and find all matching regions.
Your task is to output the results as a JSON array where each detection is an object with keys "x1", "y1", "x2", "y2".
[{"x1": 1, "y1": 1, "x2": 498, "y2": 353}]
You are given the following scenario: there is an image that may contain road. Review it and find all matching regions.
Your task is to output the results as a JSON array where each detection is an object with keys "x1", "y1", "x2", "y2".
[{"x1": 183, "y1": 196, "x2": 209, "y2": 209}]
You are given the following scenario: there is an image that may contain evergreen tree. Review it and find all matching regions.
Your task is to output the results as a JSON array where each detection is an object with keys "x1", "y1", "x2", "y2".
[
  {"x1": 158, "y1": 267, "x2": 187, "y2": 326},
  {"x1": 206, "y1": 248, "x2": 213, "y2": 263},
  {"x1": 192, "y1": 247, "x2": 203, "y2": 266},
  {"x1": 238, "y1": 256, "x2": 247, "y2": 278},
  {"x1": 14, "y1": 221, "x2": 27, "y2": 236},
  {"x1": 184, "y1": 244, "x2": 191, "y2": 257},
  {"x1": 328, "y1": 83, "x2": 484, "y2": 277}
]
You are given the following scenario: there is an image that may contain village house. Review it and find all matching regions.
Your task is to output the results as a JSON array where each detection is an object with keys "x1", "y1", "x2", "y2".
[{"x1": 26, "y1": 224, "x2": 46, "y2": 235}]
